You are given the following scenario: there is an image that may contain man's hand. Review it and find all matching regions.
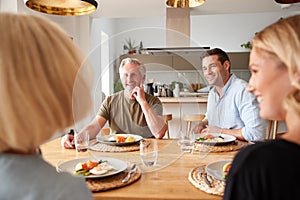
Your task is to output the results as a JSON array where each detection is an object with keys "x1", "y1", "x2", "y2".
[
  {"x1": 193, "y1": 120, "x2": 208, "y2": 133},
  {"x1": 61, "y1": 134, "x2": 75, "y2": 149},
  {"x1": 131, "y1": 84, "x2": 146, "y2": 104}
]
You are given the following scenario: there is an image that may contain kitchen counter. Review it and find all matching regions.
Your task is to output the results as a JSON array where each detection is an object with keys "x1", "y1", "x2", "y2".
[
  {"x1": 159, "y1": 96, "x2": 208, "y2": 103},
  {"x1": 159, "y1": 96, "x2": 208, "y2": 138}
]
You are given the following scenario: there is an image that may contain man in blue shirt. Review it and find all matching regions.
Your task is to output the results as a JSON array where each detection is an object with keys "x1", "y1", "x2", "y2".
[{"x1": 195, "y1": 48, "x2": 266, "y2": 141}]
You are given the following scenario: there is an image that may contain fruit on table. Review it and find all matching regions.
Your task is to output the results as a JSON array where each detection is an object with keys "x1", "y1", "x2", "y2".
[
  {"x1": 222, "y1": 162, "x2": 232, "y2": 179},
  {"x1": 125, "y1": 136, "x2": 135, "y2": 142},
  {"x1": 116, "y1": 135, "x2": 126, "y2": 142}
]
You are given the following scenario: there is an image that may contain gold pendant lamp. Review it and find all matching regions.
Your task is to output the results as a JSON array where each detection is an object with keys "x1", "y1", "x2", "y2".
[
  {"x1": 166, "y1": 0, "x2": 205, "y2": 8},
  {"x1": 25, "y1": 0, "x2": 98, "y2": 16}
]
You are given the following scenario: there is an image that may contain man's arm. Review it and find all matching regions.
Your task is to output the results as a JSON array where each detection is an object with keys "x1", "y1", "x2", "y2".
[
  {"x1": 61, "y1": 115, "x2": 107, "y2": 148},
  {"x1": 78, "y1": 115, "x2": 107, "y2": 140},
  {"x1": 132, "y1": 85, "x2": 167, "y2": 138},
  {"x1": 139, "y1": 100, "x2": 167, "y2": 139},
  {"x1": 239, "y1": 92, "x2": 267, "y2": 141},
  {"x1": 219, "y1": 128, "x2": 244, "y2": 140}
]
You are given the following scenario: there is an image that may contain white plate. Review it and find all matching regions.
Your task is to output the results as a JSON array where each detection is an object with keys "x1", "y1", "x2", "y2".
[
  {"x1": 195, "y1": 133, "x2": 236, "y2": 146},
  {"x1": 57, "y1": 157, "x2": 127, "y2": 178},
  {"x1": 205, "y1": 160, "x2": 232, "y2": 181},
  {"x1": 97, "y1": 134, "x2": 143, "y2": 146}
]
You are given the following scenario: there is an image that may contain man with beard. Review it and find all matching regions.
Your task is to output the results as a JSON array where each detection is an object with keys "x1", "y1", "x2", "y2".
[
  {"x1": 194, "y1": 48, "x2": 266, "y2": 141},
  {"x1": 62, "y1": 58, "x2": 167, "y2": 148}
]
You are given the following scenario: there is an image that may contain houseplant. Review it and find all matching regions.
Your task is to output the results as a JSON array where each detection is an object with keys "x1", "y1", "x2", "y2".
[
  {"x1": 123, "y1": 38, "x2": 139, "y2": 54},
  {"x1": 240, "y1": 41, "x2": 251, "y2": 49}
]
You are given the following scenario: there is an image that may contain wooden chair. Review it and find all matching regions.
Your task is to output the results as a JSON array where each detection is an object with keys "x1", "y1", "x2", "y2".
[
  {"x1": 163, "y1": 114, "x2": 173, "y2": 139},
  {"x1": 183, "y1": 114, "x2": 205, "y2": 136},
  {"x1": 266, "y1": 120, "x2": 279, "y2": 140}
]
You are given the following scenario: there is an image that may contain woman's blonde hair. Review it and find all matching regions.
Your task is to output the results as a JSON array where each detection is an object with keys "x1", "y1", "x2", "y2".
[
  {"x1": 0, "y1": 13, "x2": 92, "y2": 152},
  {"x1": 251, "y1": 14, "x2": 300, "y2": 120}
]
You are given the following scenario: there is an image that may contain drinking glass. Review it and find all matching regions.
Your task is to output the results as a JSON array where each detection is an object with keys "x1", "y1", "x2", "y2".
[
  {"x1": 178, "y1": 130, "x2": 195, "y2": 153},
  {"x1": 74, "y1": 130, "x2": 89, "y2": 152},
  {"x1": 140, "y1": 139, "x2": 158, "y2": 167}
]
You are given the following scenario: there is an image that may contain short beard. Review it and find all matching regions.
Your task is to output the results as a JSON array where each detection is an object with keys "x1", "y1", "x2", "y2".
[{"x1": 124, "y1": 87, "x2": 133, "y2": 99}]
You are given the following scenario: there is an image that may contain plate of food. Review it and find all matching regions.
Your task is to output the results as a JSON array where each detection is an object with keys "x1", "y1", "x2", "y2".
[
  {"x1": 97, "y1": 134, "x2": 143, "y2": 146},
  {"x1": 195, "y1": 133, "x2": 236, "y2": 145},
  {"x1": 57, "y1": 157, "x2": 127, "y2": 178},
  {"x1": 205, "y1": 160, "x2": 232, "y2": 181}
]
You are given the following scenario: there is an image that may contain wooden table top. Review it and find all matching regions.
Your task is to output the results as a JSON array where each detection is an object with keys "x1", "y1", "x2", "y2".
[{"x1": 41, "y1": 138, "x2": 238, "y2": 200}]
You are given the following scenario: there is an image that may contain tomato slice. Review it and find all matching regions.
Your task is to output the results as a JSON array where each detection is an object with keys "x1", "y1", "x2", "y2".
[{"x1": 82, "y1": 160, "x2": 98, "y2": 170}]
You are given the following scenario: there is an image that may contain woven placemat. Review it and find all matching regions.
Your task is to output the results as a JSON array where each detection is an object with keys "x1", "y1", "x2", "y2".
[
  {"x1": 188, "y1": 165, "x2": 225, "y2": 196},
  {"x1": 86, "y1": 165, "x2": 141, "y2": 192},
  {"x1": 89, "y1": 140, "x2": 140, "y2": 152},
  {"x1": 194, "y1": 140, "x2": 249, "y2": 153}
]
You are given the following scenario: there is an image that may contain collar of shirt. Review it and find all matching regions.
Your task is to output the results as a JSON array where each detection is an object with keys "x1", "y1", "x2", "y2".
[{"x1": 211, "y1": 74, "x2": 236, "y2": 99}]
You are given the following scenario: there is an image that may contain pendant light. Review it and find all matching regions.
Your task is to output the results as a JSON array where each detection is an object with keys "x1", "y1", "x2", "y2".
[
  {"x1": 166, "y1": 0, "x2": 205, "y2": 8},
  {"x1": 24, "y1": 0, "x2": 98, "y2": 16}
]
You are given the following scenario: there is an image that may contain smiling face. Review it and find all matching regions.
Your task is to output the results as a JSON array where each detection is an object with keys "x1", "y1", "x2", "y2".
[
  {"x1": 202, "y1": 55, "x2": 230, "y2": 87},
  {"x1": 120, "y1": 63, "x2": 145, "y2": 98},
  {"x1": 248, "y1": 48, "x2": 291, "y2": 121}
]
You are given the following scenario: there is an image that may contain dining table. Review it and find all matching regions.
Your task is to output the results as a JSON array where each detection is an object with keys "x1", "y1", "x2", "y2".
[{"x1": 40, "y1": 137, "x2": 242, "y2": 200}]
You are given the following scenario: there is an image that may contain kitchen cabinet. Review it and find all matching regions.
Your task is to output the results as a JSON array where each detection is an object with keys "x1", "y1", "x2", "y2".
[
  {"x1": 120, "y1": 54, "x2": 172, "y2": 71},
  {"x1": 227, "y1": 52, "x2": 250, "y2": 70},
  {"x1": 172, "y1": 52, "x2": 250, "y2": 70},
  {"x1": 120, "y1": 53, "x2": 201, "y2": 71},
  {"x1": 172, "y1": 54, "x2": 201, "y2": 70},
  {"x1": 120, "y1": 51, "x2": 250, "y2": 71}
]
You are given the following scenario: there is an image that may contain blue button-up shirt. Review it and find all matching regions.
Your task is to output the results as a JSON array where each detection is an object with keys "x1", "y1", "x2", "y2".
[{"x1": 206, "y1": 74, "x2": 266, "y2": 141}]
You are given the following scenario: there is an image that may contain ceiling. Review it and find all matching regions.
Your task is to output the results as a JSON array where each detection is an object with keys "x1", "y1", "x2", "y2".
[{"x1": 91, "y1": 0, "x2": 300, "y2": 18}]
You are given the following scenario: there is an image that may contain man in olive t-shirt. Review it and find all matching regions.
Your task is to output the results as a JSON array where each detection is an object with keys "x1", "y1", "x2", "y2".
[{"x1": 62, "y1": 58, "x2": 167, "y2": 148}]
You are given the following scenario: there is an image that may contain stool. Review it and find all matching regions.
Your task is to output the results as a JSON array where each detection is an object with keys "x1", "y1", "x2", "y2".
[
  {"x1": 163, "y1": 114, "x2": 173, "y2": 139},
  {"x1": 183, "y1": 114, "x2": 205, "y2": 136}
]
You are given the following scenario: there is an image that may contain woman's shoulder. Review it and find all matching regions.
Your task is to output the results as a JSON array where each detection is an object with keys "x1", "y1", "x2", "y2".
[{"x1": 234, "y1": 139, "x2": 300, "y2": 167}]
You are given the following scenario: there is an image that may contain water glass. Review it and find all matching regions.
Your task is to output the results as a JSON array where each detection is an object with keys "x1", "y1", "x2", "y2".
[
  {"x1": 74, "y1": 130, "x2": 89, "y2": 152},
  {"x1": 178, "y1": 130, "x2": 195, "y2": 153},
  {"x1": 140, "y1": 139, "x2": 158, "y2": 167}
]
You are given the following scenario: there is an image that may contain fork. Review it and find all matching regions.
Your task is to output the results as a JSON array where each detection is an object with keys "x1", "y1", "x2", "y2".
[{"x1": 122, "y1": 164, "x2": 137, "y2": 183}]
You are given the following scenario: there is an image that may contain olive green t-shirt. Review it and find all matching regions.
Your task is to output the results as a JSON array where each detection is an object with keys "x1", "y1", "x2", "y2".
[{"x1": 98, "y1": 91, "x2": 163, "y2": 138}]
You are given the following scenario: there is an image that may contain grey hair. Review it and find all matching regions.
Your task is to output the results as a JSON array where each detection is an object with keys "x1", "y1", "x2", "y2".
[{"x1": 119, "y1": 57, "x2": 146, "y2": 76}]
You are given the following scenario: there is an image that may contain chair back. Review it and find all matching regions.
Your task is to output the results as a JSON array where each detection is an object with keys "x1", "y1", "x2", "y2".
[
  {"x1": 163, "y1": 114, "x2": 173, "y2": 139},
  {"x1": 266, "y1": 120, "x2": 279, "y2": 139},
  {"x1": 183, "y1": 114, "x2": 205, "y2": 136}
]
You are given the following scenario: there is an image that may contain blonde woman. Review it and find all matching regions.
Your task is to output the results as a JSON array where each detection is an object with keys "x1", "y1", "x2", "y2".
[
  {"x1": 223, "y1": 15, "x2": 300, "y2": 200},
  {"x1": 0, "y1": 13, "x2": 93, "y2": 199}
]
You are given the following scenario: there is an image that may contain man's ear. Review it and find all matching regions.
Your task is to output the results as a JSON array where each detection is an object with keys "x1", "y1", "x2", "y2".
[{"x1": 223, "y1": 60, "x2": 230, "y2": 71}]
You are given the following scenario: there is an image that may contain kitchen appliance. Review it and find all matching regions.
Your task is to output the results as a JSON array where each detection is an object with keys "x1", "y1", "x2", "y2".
[{"x1": 146, "y1": 82, "x2": 154, "y2": 95}]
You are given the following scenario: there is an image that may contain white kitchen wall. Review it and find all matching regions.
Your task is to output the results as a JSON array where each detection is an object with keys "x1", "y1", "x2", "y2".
[
  {"x1": 90, "y1": 10, "x2": 299, "y2": 92},
  {"x1": 99, "y1": 10, "x2": 300, "y2": 56}
]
